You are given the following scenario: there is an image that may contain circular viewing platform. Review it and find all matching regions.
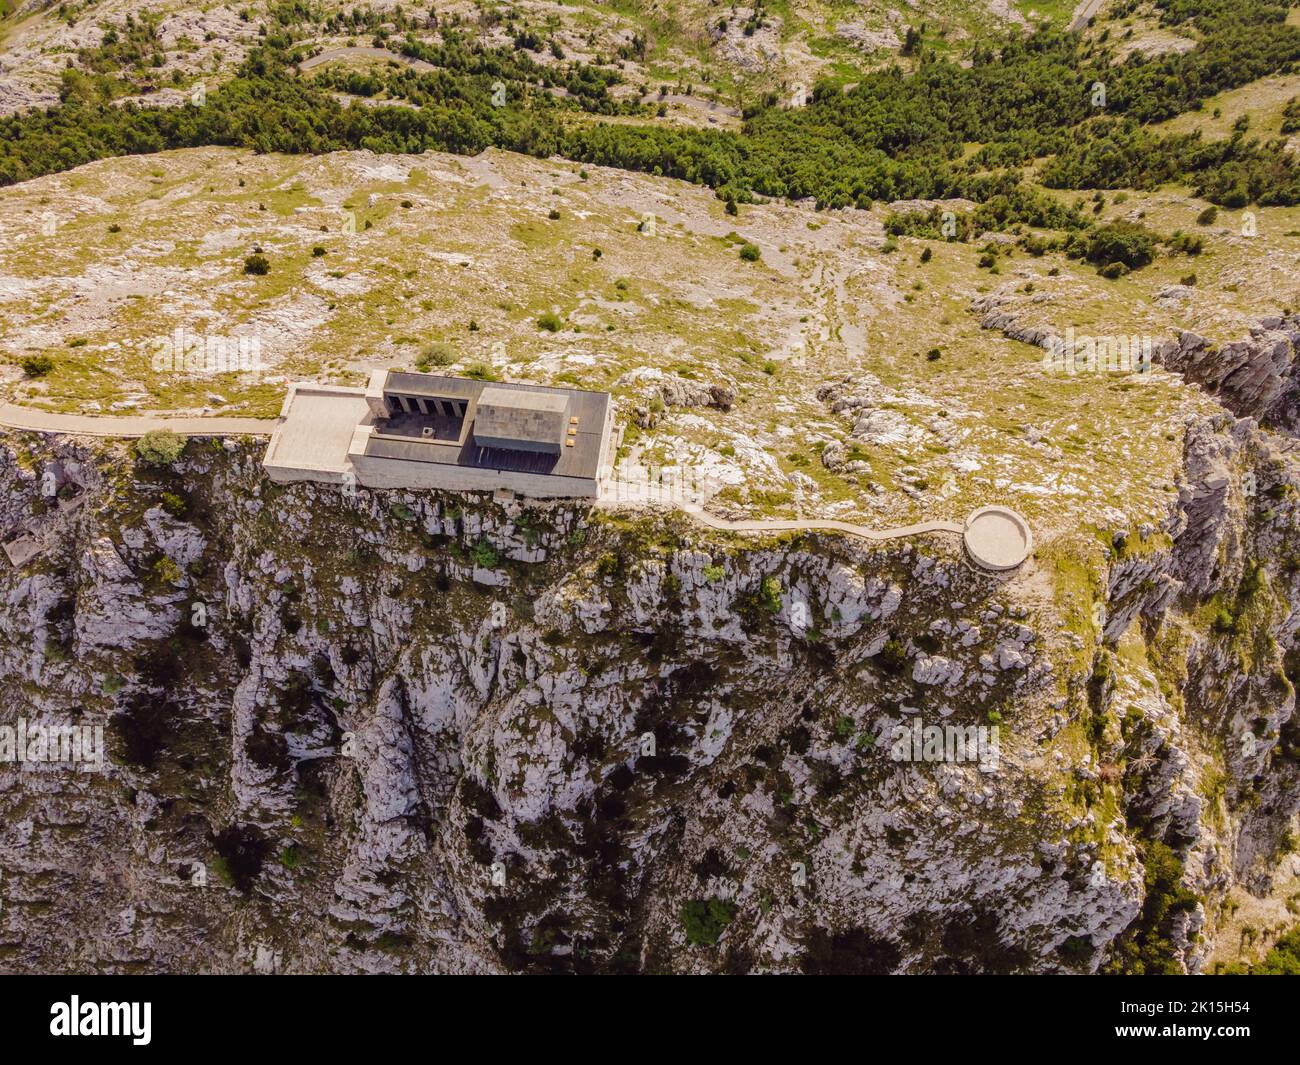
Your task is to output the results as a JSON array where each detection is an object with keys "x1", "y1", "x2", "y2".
[{"x1": 963, "y1": 506, "x2": 1033, "y2": 570}]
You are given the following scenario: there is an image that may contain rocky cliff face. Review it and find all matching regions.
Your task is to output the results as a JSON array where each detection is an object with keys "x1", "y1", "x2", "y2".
[
  {"x1": 975, "y1": 296, "x2": 1300, "y2": 437},
  {"x1": 1154, "y1": 317, "x2": 1300, "y2": 437},
  {"x1": 0, "y1": 414, "x2": 1297, "y2": 973}
]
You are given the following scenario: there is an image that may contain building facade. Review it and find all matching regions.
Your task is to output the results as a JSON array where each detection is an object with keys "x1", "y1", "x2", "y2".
[{"x1": 263, "y1": 370, "x2": 615, "y2": 498}]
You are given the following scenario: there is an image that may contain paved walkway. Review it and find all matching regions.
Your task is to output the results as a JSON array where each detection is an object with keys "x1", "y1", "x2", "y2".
[
  {"x1": 600, "y1": 500, "x2": 1031, "y2": 570},
  {"x1": 1068, "y1": 0, "x2": 1106, "y2": 30},
  {"x1": 681, "y1": 503, "x2": 964, "y2": 541},
  {"x1": 0, "y1": 403, "x2": 273, "y2": 438}
]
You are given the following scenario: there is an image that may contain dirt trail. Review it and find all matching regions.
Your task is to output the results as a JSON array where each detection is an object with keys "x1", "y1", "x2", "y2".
[{"x1": 300, "y1": 47, "x2": 435, "y2": 72}]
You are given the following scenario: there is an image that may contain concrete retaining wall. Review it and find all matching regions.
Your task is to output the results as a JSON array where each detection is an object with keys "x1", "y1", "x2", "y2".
[{"x1": 349, "y1": 453, "x2": 599, "y2": 498}]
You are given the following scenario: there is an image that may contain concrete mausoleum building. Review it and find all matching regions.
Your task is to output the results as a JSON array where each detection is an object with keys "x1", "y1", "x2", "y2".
[{"x1": 263, "y1": 369, "x2": 615, "y2": 498}]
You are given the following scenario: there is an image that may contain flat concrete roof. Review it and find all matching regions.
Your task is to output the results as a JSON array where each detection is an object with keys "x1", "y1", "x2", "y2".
[
  {"x1": 384, "y1": 371, "x2": 484, "y2": 401},
  {"x1": 369, "y1": 373, "x2": 610, "y2": 481},
  {"x1": 474, "y1": 386, "x2": 569, "y2": 451},
  {"x1": 382, "y1": 371, "x2": 607, "y2": 406},
  {"x1": 264, "y1": 386, "x2": 371, "y2": 474}
]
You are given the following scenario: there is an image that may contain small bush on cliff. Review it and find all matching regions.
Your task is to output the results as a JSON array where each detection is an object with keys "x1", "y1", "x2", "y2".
[
  {"x1": 135, "y1": 429, "x2": 187, "y2": 466},
  {"x1": 681, "y1": 897, "x2": 736, "y2": 947},
  {"x1": 1102, "y1": 840, "x2": 1198, "y2": 974},
  {"x1": 211, "y1": 824, "x2": 270, "y2": 893},
  {"x1": 876, "y1": 637, "x2": 908, "y2": 675},
  {"x1": 1252, "y1": 927, "x2": 1300, "y2": 974},
  {"x1": 152, "y1": 557, "x2": 183, "y2": 586},
  {"x1": 470, "y1": 540, "x2": 498, "y2": 568},
  {"x1": 159, "y1": 491, "x2": 186, "y2": 517}
]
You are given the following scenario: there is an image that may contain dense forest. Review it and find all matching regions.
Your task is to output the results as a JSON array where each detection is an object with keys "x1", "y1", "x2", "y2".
[{"x1": 1, "y1": 0, "x2": 1298, "y2": 228}]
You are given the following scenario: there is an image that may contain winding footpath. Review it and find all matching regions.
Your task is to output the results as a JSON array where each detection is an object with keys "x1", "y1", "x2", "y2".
[
  {"x1": 609, "y1": 501, "x2": 1032, "y2": 571},
  {"x1": 681, "y1": 503, "x2": 964, "y2": 541}
]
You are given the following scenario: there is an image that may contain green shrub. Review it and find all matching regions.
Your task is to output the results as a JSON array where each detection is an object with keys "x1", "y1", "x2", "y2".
[
  {"x1": 20, "y1": 354, "x2": 54, "y2": 377},
  {"x1": 152, "y1": 556, "x2": 183, "y2": 585},
  {"x1": 1196, "y1": 205, "x2": 1218, "y2": 225},
  {"x1": 1102, "y1": 840, "x2": 1199, "y2": 975},
  {"x1": 877, "y1": 638, "x2": 907, "y2": 675},
  {"x1": 739, "y1": 241, "x2": 761, "y2": 261},
  {"x1": 1168, "y1": 230, "x2": 1203, "y2": 255},
  {"x1": 416, "y1": 342, "x2": 456, "y2": 370},
  {"x1": 135, "y1": 429, "x2": 187, "y2": 466},
  {"x1": 680, "y1": 897, "x2": 737, "y2": 947},
  {"x1": 470, "y1": 540, "x2": 498, "y2": 568},
  {"x1": 1253, "y1": 927, "x2": 1300, "y2": 974},
  {"x1": 537, "y1": 311, "x2": 564, "y2": 332},
  {"x1": 1084, "y1": 221, "x2": 1156, "y2": 271},
  {"x1": 243, "y1": 253, "x2": 270, "y2": 275}
]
